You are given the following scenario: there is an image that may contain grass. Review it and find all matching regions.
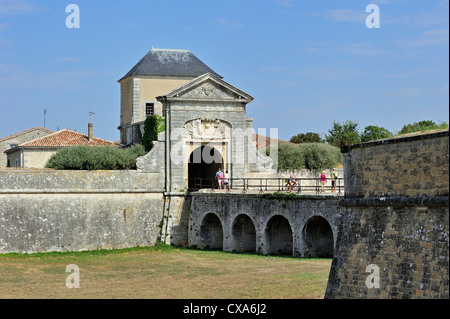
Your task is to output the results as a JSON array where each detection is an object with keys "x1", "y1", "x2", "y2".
[{"x1": 0, "y1": 244, "x2": 332, "y2": 299}]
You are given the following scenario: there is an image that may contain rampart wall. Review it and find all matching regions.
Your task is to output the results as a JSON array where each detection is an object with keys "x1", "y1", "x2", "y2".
[
  {"x1": 0, "y1": 169, "x2": 165, "y2": 253},
  {"x1": 325, "y1": 130, "x2": 449, "y2": 299}
]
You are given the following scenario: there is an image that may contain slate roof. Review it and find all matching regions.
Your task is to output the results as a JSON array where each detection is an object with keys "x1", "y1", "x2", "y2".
[
  {"x1": 119, "y1": 48, "x2": 222, "y2": 81},
  {"x1": 5, "y1": 129, "x2": 117, "y2": 153}
]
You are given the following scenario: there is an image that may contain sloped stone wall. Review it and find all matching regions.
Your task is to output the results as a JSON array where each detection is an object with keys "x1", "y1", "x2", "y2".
[{"x1": 326, "y1": 131, "x2": 449, "y2": 299}]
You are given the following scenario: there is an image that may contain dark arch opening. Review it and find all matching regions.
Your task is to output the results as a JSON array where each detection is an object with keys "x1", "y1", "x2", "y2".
[
  {"x1": 199, "y1": 213, "x2": 223, "y2": 250},
  {"x1": 302, "y1": 216, "x2": 334, "y2": 258},
  {"x1": 188, "y1": 145, "x2": 223, "y2": 190},
  {"x1": 265, "y1": 215, "x2": 293, "y2": 256},
  {"x1": 231, "y1": 214, "x2": 256, "y2": 253},
  {"x1": 6, "y1": 159, "x2": 10, "y2": 167}
]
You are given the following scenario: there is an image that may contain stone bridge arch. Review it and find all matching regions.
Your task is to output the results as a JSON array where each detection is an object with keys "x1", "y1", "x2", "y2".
[
  {"x1": 264, "y1": 215, "x2": 293, "y2": 256},
  {"x1": 230, "y1": 214, "x2": 257, "y2": 253},
  {"x1": 301, "y1": 215, "x2": 334, "y2": 258},
  {"x1": 199, "y1": 213, "x2": 224, "y2": 250}
]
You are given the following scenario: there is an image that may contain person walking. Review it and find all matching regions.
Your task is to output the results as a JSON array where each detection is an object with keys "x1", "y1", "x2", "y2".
[{"x1": 320, "y1": 170, "x2": 327, "y2": 193}]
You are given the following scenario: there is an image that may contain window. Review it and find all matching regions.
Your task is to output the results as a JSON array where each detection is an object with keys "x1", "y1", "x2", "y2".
[
  {"x1": 9, "y1": 144, "x2": 18, "y2": 148},
  {"x1": 146, "y1": 103, "x2": 154, "y2": 117}
]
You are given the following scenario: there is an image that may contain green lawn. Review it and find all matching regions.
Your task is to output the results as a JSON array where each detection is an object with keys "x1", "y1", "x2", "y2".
[{"x1": 0, "y1": 244, "x2": 332, "y2": 299}]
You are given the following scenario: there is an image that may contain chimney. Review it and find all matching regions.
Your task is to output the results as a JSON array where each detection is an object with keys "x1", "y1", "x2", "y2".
[{"x1": 88, "y1": 123, "x2": 93, "y2": 141}]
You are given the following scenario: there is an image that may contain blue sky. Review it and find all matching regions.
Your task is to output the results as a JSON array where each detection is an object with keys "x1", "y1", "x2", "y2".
[{"x1": 0, "y1": 0, "x2": 448, "y2": 143}]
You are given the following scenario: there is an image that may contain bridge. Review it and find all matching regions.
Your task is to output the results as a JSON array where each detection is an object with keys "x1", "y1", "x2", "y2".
[{"x1": 186, "y1": 190, "x2": 343, "y2": 258}]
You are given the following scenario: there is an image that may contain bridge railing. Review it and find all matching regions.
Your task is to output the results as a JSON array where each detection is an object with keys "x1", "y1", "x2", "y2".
[{"x1": 186, "y1": 177, "x2": 344, "y2": 195}]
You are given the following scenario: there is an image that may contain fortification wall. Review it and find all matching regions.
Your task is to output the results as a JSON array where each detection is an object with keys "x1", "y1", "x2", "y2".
[
  {"x1": 0, "y1": 169, "x2": 165, "y2": 254},
  {"x1": 325, "y1": 130, "x2": 449, "y2": 299}
]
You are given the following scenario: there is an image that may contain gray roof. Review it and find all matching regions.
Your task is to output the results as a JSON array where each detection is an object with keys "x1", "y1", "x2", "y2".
[{"x1": 118, "y1": 48, "x2": 222, "y2": 81}]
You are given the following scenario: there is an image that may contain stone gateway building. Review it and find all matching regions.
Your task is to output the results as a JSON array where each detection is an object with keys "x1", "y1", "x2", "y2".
[{"x1": 121, "y1": 48, "x2": 276, "y2": 192}]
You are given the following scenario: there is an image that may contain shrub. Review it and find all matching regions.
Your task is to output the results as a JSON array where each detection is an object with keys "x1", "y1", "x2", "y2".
[
  {"x1": 398, "y1": 120, "x2": 448, "y2": 135},
  {"x1": 45, "y1": 144, "x2": 146, "y2": 170}
]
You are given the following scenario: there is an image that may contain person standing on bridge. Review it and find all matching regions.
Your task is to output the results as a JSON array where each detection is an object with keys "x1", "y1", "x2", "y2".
[
  {"x1": 216, "y1": 169, "x2": 223, "y2": 189},
  {"x1": 320, "y1": 170, "x2": 327, "y2": 193},
  {"x1": 330, "y1": 168, "x2": 338, "y2": 192}
]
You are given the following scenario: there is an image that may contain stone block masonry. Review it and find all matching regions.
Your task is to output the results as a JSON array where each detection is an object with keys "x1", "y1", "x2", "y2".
[
  {"x1": 326, "y1": 130, "x2": 449, "y2": 299},
  {"x1": 0, "y1": 169, "x2": 165, "y2": 254}
]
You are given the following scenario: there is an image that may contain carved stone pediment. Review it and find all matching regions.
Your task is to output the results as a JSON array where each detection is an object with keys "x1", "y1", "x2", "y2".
[
  {"x1": 159, "y1": 73, "x2": 254, "y2": 103},
  {"x1": 178, "y1": 80, "x2": 239, "y2": 100},
  {"x1": 184, "y1": 118, "x2": 231, "y2": 141}
]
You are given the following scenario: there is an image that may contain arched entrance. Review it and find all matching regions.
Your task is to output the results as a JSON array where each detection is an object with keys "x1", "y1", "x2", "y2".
[
  {"x1": 199, "y1": 213, "x2": 223, "y2": 250},
  {"x1": 302, "y1": 216, "x2": 334, "y2": 258},
  {"x1": 188, "y1": 145, "x2": 223, "y2": 190},
  {"x1": 265, "y1": 215, "x2": 293, "y2": 255},
  {"x1": 231, "y1": 214, "x2": 256, "y2": 253}
]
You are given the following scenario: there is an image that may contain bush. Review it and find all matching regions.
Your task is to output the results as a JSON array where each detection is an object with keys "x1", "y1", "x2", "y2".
[
  {"x1": 398, "y1": 120, "x2": 448, "y2": 135},
  {"x1": 266, "y1": 142, "x2": 342, "y2": 172},
  {"x1": 45, "y1": 144, "x2": 146, "y2": 170}
]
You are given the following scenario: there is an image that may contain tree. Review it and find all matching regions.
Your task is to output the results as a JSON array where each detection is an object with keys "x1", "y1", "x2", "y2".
[
  {"x1": 289, "y1": 132, "x2": 324, "y2": 144},
  {"x1": 398, "y1": 120, "x2": 447, "y2": 135},
  {"x1": 325, "y1": 120, "x2": 360, "y2": 148},
  {"x1": 360, "y1": 125, "x2": 393, "y2": 142}
]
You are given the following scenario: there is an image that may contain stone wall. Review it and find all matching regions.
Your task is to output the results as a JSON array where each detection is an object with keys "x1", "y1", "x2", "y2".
[
  {"x1": 342, "y1": 130, "x2": 449, "y2": 197},
  {"x1": 325, "y1": 130, "x2": 449, "y2": 299},
  {"x1": 0, "y1": 169, "x2": 165, "y2": 254}
]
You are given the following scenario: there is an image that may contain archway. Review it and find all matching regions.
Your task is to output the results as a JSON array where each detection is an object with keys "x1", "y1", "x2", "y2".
[
  {"x1": 188, "y1": 145, "x2": 223, "y2": 190},
  {"x1": 231, "y1": 214, "x2": 256, "y2": 253},
  {"x1": 302, "y1": 216, "x2": 334, "y2": 258},
  {"x1": 265, "y1": 215, "x2": 293, "y2": 255},
  {"x1": 199, "y1": 213, "x2": 223, "y2": 250}
]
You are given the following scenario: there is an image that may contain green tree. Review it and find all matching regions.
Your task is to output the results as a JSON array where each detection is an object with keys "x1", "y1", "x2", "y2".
[
  {"x1": 289, "y1": 132, "x2": 324, "y2": 144},
  {"x1": 360, "y1": 125, "x2": 393, "y2": 142},
  {"x1": 138, "y1": 115, "x2": 166, "y2": 152},
  {"x1": 398, "y1": 120, "x2": 448, "y2": 135},
  {"x1": 325, "y1": 120, "x2": 360, "y2": 147}
]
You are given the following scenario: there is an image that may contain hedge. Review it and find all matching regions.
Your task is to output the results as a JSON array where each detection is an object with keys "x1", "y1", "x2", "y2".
[{"x1": 45, "y1": 144, "x2": 146, "y2": 170}]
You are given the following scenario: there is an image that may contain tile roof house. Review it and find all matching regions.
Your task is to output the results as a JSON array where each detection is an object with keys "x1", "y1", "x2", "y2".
[
  {"x1": 4, "y1": 128, "x2": 117, "y2": 168},
  {"x1": 0, "y1": 127, "x2": 53, "y2": 168}
]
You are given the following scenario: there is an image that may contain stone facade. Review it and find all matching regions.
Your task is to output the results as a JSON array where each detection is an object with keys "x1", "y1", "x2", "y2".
[
  {"x1": 154, "y1": 72, "x2": 275, "y2": 193},
  {"x1": 325, "y1": 130, "x2": 449, "y2": 299}
]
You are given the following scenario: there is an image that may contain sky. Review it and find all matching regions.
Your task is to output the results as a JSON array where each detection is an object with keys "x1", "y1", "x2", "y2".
[{"x1": 0, "y1": 0, "x2": 448, "y2": 143}]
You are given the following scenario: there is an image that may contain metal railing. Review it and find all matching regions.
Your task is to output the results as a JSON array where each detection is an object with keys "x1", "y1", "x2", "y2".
[{"x1": 186, "y1": 177, "x2": 344, "y2": 195}]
